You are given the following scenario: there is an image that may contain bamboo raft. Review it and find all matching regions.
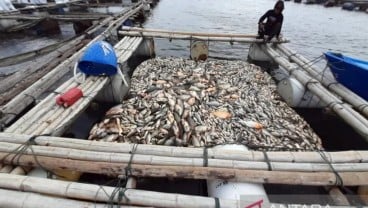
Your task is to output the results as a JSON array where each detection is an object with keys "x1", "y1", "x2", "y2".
[
  {"x1": 2, "y1": 4, "x2": 368, "y2": 206},
  {"x1": 4, "y1": 36, "x2": 142, "y2": 136},
  {"x1": 261, "y1": 44, "x2": 368, "y2": 142},
  {"x1": 0, "y1": 133, "x2": 367, "y2": 207},
  {"x1": 0, "y1": 2, "x2": 144, "y2": 127}
]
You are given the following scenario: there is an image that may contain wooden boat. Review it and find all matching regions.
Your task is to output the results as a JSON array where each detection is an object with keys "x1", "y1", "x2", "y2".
[{"x1": 325, "y1": 52, "x2": 368, "y2": 100}]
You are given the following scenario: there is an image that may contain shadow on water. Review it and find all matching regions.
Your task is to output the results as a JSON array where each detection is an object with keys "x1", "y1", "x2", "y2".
[{"x1": 296, "y1": 108, "x2": 368, "y2": 151}]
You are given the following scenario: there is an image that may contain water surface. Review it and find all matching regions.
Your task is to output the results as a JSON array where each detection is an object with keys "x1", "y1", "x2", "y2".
[{"x1": 144, "y1": 0, "x2": 368, "y2": 62}]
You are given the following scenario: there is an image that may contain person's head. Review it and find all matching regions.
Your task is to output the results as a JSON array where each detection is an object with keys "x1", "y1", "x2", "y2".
[{"x1": 274, "y1": 0, "x2": 284, "y2": 14}]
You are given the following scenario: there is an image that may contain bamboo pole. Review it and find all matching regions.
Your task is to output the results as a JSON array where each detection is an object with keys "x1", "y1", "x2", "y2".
[
  {"x1": 1, "y1": 152, "x2": 368, "y2": 186},
  {"x1": 262, "y1": 45, "x2": 368, "y2": 141},
  {"x1": 275, "y1": 44, "x2": 368, "y2": 118},
  {"x1": 0, "y1": 42, "x2": 85, "y2": 105},
  {"x1": 9, "y1": 166, "x2": 30, "y2": 175},
  {"x1": 118, "y1": 31, "x2": 289, "y2": 43},
  {"x1": 0, "y1": 165, "x2": 12, "y2": 173},
  {"x1": 6, "y1": 73, "x2": 84, "y2": 133},
  {"x1": 0, "y1": 133, "x2": 367, "y2": 164},
  {"x1": 15, "y1": 36, "x2": 141, "y2": 136},
  {"x1": 0, "y1": 14, "x2": 107, "y2": 21},
  {"x1": 0, "y1": 141, "x2": 367, "y2": 172},
  {"x1": 0, "y1": 36, "x2": 78, "y2": 67},
  {"x1": 0, "y1": 2, "x2": 143, "y2": 127},
  {"x1": 121, "y1": 26, "x2": 259, "y2": 38},
  {"x1": 0, "y1": 174, "x2": 355, "y2": 208},
  {"x1": 0, "y1": 173, "x2": 240, "y2": 208},
  {"x1": 0, "y1": 188, "x2": 109, "y2": 208}
]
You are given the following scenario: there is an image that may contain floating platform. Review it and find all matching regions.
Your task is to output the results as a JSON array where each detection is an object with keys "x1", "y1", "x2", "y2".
[{"x1": 1, "y1": 0, "x2": 368, "y2": 206}]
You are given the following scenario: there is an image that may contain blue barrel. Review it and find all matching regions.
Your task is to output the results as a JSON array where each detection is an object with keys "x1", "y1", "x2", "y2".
[{"x1": 78, "y1": 41, "x2": 118, "y2": 76}]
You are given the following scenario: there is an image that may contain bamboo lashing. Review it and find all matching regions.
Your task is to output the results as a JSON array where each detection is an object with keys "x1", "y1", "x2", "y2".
[
  {"x1": 0, "y1": 173, "x2": 354, "y2": 208},
  {"x1": 0, "y1": 141, "x2": 367, "y2": 173},
  {"x1": 0, "y1": 133, "x2": 367, "y2": 164},
  {"x1": 262, "y1": 44, "x2": 368, "y2": 141},
  {"x1": 275, "y1": 44, "x2": 368, "y2": 119},
  {"x1": 0, "y1": 2, "x2": 144, "y2": 127},
  {"x1": 0, "y1": 188, "x2": 111, "y2": 208},
  {"x1": 1, "y1": 145, "x2": 368, "y2": 185},
  {"x1": 0, "y1": 173, "x2": 241, "y2": 208},
  {"x1": 0, "y1": 174, "x2": 355, "y2": 208}
]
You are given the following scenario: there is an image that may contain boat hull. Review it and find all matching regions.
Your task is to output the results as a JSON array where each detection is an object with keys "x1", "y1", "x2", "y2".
[{"x1": 325, "y1": 52, "x2": 368, "y2": 100}]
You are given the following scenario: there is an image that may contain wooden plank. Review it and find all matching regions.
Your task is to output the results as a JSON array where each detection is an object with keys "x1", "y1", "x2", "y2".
[{"x1": 1, "y1": 153, "x2": 367, "y2": 185}]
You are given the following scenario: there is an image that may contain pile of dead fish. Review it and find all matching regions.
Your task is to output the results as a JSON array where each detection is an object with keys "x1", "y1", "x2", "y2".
[{"x1": 88, "y1": 57, "x2": 323, "y2": 151}]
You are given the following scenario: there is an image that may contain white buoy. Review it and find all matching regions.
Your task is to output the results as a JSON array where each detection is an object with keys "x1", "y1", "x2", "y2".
[
  {"x1": 207, "y1": 144, "x2": 269, "y2": 207},
  {"x1": 135, "y1": 38, "x2": 155, "y2": 58},
  {"x1": 248, "y1": 43, "x2": 273, "y2": 62},
  {"x1": 190, "y1": 41, "x2": 209, "y2": 61},
  {"x1": 95, "y1": 66, "x2": 131, "y2": 103},
  {"x1": 143, "y1": 0, "x2": 151, "y2": 12},
  {"x1": 27, "y1": 168, "x2": 48, "y2": 178},
  {"x1": 277, "y1": 76, "x2": 324, "y2": 108}
]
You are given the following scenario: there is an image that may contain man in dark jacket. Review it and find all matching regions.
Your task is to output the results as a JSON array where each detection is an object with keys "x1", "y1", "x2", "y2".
[{"x1": 257, "y1": 0, "x2": 284, "y2": 41}]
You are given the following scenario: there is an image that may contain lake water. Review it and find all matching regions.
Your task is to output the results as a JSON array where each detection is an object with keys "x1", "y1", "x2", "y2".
[{"x1": 144, "y1": 0, "x2": 368, "y2": 62}]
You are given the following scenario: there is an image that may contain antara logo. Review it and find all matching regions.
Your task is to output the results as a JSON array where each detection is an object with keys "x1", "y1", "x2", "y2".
[{"x1": 101, "y1": 42, "x2": 113, "y2": 56}]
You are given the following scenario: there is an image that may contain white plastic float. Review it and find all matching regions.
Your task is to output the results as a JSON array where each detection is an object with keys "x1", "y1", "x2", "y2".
[
  {"x1": 207, "y1": 144, "x2": 269, "y2": 206},
  {"x1": 248, "y1": 43, "x2": 323, "y2": 108}
]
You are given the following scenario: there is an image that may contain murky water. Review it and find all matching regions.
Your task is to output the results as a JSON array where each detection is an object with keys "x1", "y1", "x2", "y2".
[{"x1": 144, "y1": 0, "x2": 368, "y2": 62}]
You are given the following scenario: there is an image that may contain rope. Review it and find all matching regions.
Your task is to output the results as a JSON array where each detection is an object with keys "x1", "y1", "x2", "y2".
[
  {"x1": 304, "y1": 78, "x2": 319, "y2": 88},
  {"x1": 124, "y1": 143, "x2": 138, "y2": 179},
  {"x1": 108, "y1": 179, "x2": 129, "y2": 208},
  {"x1": 23, "y1": 93, "x2": 37, "y2": 103},
  {"x1": 317, "y1": 150, "x2": 343, "y2": 187},
  {"x1": 203, "y1": 146, "x2": 209, "y2": 167},
  {"x1": 105, "y1": 144, "x2": 139, "y2": 207},
  {"x1": 214, "y1": 197, "x2": 221, "y2": 208},
  {"x1": 327, "y1": 101, "x2": 344, "y2": 109},
  {"x1": 262, "y1": 151, "x2": 272, "y2": 171},
  {"x1": 0, "y1": 134, "x2": 64, "y2": 179},
  {"x1": 357, "y1": 104, "x2": 368, "y2": 113}
]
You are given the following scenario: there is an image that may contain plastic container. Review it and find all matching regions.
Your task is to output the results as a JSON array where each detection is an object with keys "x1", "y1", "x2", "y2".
[
  {"x1": 77, "y1": 41, "x2": 118, "y2": 76},
  {"x1": 96, "y1": 64, "x2": 131, "y2": 103},
  {"x1": 207, "y1": 144, "x2": 269, "y2": 205},
  {"x1": 277, "y1": 77, "x2": 323, "y2": 108},
  {"x1": 56, "y1": 87, "x2": 83, "y2": 108},
  {"x1": 190, "y1": 41, "x2": 208, "y2": 61}
]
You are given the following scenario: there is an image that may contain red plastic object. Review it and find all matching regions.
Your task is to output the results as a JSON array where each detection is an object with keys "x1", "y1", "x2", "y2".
[{"x1": 56, "y1": 87, "x2": 83, "y2": 108}]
